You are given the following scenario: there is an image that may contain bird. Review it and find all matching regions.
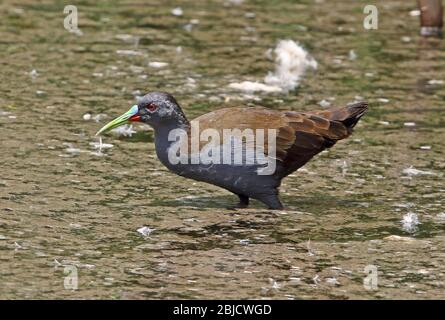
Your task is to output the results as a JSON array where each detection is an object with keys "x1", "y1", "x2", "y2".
[{"x1": 97, "y1": 92, "x2": 368, "y2": 209}]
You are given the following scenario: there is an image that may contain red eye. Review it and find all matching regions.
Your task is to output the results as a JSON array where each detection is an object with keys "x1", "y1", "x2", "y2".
[{"x1": 147, "y1": 103, "x2": 157, "y2": 112}]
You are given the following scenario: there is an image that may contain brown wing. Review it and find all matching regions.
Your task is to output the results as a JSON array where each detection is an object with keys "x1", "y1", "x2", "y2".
[
  {"x1": 191, "y1": 107, "x2": 291, "y2": 160},
  {"x1": 190, "y1": 103, "x2": 367, "y2": 175}
]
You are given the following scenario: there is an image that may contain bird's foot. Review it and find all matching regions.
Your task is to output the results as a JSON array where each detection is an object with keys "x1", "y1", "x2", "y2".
[
  {"x1": 227, "y1": 194, "x2": 249, "y2": 209},
  {"x1": 234, "y1": 201, "x2": 249, "y2": 209},
  {"x1": 260, "y1": 194, "x2": 283, "y2": 210},
  {"x1": 268, "y1": 205, "x2": 285, "y2": 210}
]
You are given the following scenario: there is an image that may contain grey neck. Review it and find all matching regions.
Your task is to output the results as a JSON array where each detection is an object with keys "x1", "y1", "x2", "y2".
[{"x1": 153, "y1": 121, "x2": 190, "y2": 172}]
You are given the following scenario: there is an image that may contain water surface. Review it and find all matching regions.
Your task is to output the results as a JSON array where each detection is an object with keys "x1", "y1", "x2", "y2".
[{"x1": 0, "y1": 0, "x2": 444, "y2": 299}]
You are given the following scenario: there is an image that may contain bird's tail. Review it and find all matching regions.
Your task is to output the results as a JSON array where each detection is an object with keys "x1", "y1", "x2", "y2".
[{"x1": 312, "y1": 102, "x2": 368, "y2": 130}]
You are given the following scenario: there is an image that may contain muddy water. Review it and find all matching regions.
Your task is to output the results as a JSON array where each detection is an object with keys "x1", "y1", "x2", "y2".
[{"x1": 1, "y1": 0, "x2": 445, "y2": 299}]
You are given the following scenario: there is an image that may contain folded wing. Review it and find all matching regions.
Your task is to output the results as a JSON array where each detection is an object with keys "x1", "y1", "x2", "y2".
[{"x1": 191, "y1": 102, "x2": 367, "y2": 175}]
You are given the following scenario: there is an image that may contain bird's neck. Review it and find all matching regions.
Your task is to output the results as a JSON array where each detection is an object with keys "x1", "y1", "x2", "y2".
[{"x1": 153, "y1": 120, "x2": 191, "y2": 171}]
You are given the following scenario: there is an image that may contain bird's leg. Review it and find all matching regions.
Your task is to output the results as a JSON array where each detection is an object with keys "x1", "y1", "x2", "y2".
[
  {"x1": 236, "y1": 194, "x2": 249, "y2": 208},
  {"x1": 260, "y1": 194, "x2": 284, "y2": 210}
]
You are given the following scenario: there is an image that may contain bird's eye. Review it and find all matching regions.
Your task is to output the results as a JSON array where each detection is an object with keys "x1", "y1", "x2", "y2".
[{"x1": 146, "y1": 103, "x2": 157, "y2": 112}]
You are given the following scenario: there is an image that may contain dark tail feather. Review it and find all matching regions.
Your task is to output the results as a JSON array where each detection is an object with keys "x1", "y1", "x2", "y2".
[
  {"x1": 310, "y1": 101, "x2": 368, "y2": 129},
  {"x1": 339, "y1": 102, "x2": 368, "y2": 129}
]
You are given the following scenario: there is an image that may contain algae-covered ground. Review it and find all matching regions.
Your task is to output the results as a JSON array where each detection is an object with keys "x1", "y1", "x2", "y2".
[{"x1": 0, "y1": 0, "x2": 444, "y2": 299}]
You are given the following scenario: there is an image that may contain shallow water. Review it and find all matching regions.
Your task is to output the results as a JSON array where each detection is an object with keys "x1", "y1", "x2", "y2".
[{"x1": 1, "y1": 0, "x2": 445, "y2": 299}]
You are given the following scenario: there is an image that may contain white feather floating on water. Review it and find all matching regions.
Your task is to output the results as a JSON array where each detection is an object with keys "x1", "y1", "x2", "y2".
[
  {"x1": 93, "y1": 113, "x2": 108, "y2": 122},
  {"x1": 89, "y1": 137, "x2": 113, "y2": 157},
  {"x1": 402, "y1": 166, "x2": 434, "y2": 177},
  {"x1": 115, "y1": 34, "x2": 135, "y2": 42},
  {"x1": 29, "y1": 69, "x2": 39, "y2": 79},
  {"x1": 111, "y1": 124, "x2": 137, "y2": 137},
  {"x1": 65, "y1": 147, "x2": 81, "y2": 155},
  {"x1": 326, "y1": 277, "x2": 340, "y2": 286},
  {"x1": 228, "y1": 81, "x2": 282, "y2": 93},
  {"x1": 384, "y1": 235, "x2": 415, "y2": 242},
  {"x1": 116, "y1": 50, "x2": 141, "y2": 56},
  {"x1": 148, "y1": 61, "x2": 169, "y2": 68},
  {"x1": 428, "y1": 79, "x2": 444, "y2": 85},
  {"x1": 318, "y1": 99, "x2": 331, "y2": 108},
  {"x1": 348, "y1": 50, "x2": 357, "y2": 61},
  {"x1": 183, "y1": 24, "x2": 193, "y2": 32},
  {"x1": 228, "y1": 40, "x2": 317, "y2": 93},
  {"x1": 62, "y1": 143, "x2": 81, "y2": 156},
  {"x1": 264, "y1": 40, "x2": 317, "y2": 92},
  {"x1": 401, "y1": 36, "x2": 411, "y2": 43},
  {"x1": 137, "y1": 226, "x2": 155, "y2": 237},
  {"x1": 171, "y1": 7, "x2": 183, "y2": 16},
  {"x1": 436, "y1": 212, "x2": 445, "y2": 220},
  {"x1": 90, "y1": 137, "x2": 113, "y2": 150},
  {"x1": 226, "y1": 0, "x2": 244, "y2": 5},
  {"x1": 401, "y1": 212, "x2": 420, "y2": 233},
  {"x1": 269, "y1": 278, "x2": 281, "y2": 290}
]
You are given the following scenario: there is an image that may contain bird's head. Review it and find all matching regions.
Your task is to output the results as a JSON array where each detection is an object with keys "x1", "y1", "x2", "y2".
[{"x1": 96, "y1": 92, "x2": 188, "y2": 135}]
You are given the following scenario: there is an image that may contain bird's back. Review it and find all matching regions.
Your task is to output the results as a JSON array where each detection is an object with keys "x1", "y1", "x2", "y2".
[{"x1": 190, "y1": 102, "x2": 368, "y2": 177}]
